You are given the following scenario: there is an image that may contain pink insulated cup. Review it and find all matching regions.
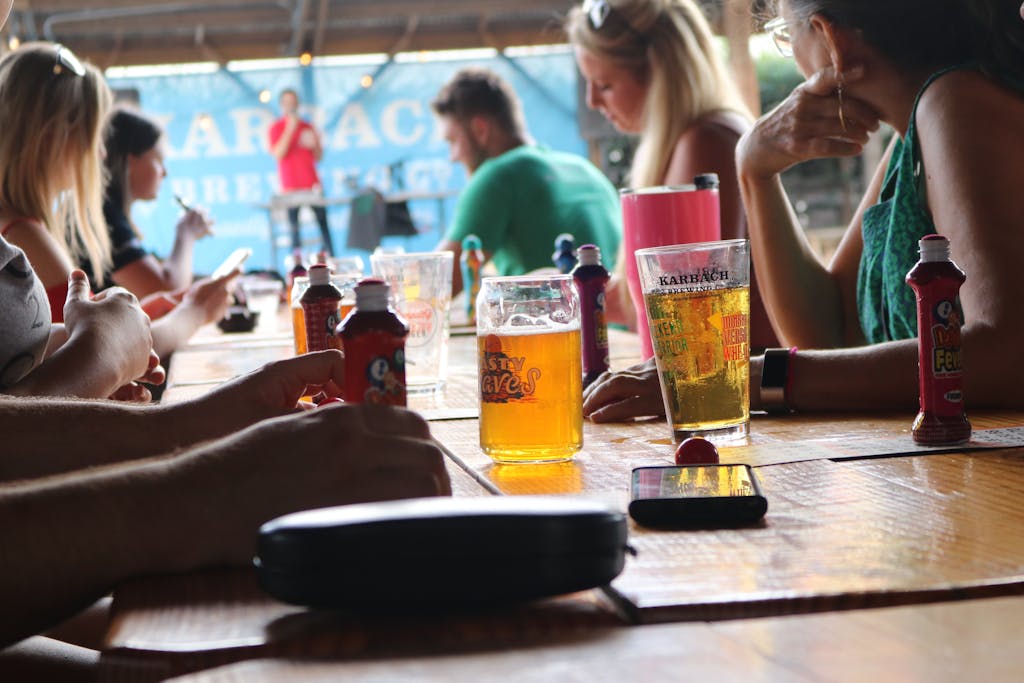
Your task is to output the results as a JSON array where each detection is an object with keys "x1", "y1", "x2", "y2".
[{"x1": 621, "y1": 177, "x2": 721, "y2": 359}]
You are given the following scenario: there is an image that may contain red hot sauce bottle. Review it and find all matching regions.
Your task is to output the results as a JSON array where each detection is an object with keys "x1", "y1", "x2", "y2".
[
  {"x1": 905, "y1": 234, "x2": 971, "y2": 445},
  {"x1": 301, "y1": 264, "x2": 343, "y2": 353},
  {"x1": 338, "y1": 278, "x2": 409, "y2": 406},
  {"x1": 571, "y1": 244, "x2": 610, "y2": 388}
]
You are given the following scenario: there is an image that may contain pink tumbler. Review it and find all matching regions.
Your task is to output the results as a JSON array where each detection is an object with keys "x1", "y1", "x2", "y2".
[{"x1": 621, "y1": 176, "x2": 721, "y2": 359}]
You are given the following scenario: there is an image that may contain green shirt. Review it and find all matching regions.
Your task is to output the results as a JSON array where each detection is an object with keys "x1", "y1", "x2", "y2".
[{"x1": 445, "y1": 145, "x2": 621, "y2": 274}]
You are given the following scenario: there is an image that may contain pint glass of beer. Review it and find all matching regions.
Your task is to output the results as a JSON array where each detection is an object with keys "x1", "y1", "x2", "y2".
[
  {"x1": 635, "y1": 239, "x2": 750, "y2": 443},
  {"x1": 477, "y1": 275, "x2": 582, "y2": 463}
]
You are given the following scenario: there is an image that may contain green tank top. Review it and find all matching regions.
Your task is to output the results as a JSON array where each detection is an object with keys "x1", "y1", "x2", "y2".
[{"x1": 857, "y1": 67, "x2": 962, "y2": 344}]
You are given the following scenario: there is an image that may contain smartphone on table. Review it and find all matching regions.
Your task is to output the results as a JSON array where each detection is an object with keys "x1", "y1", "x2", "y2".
[{"x1": 629, "y1": 464, "x2": 768, "y2": 529}]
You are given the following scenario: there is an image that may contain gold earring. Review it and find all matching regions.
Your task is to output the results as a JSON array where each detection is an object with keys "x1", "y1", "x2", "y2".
[{"x1": 836, "y1": 79, "x2": 848, "y2": 132}]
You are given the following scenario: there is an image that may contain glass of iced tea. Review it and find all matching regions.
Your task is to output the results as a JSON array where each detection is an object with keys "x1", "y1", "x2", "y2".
[
  {"x1": 635, "y1": 239, "x2": 750, "y2": 443},
  {"x1": 477, "y1": 275, "x2": 582, "y2": 463}
]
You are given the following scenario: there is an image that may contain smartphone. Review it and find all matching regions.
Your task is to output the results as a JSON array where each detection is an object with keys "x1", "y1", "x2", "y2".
[
  {"x1": 211, "y1": 247, "x2": 252, "y2": 279},
  {"x1": 629, "y1": 464, "x2": 768, "y2": 528}
]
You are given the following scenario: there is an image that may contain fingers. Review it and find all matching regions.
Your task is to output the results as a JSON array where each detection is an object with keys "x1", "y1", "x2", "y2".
[
  {"x1": 138, "y1": 351, "x2": 166, "y2": 385},
  {"x1": 264, "y1": 350, "x2": 346, "y2": 400},
  {"x1": 65, "y1": 270, "x2": 91, "y2": 304},
  {"x1": 582, "y1": 371, "x2": 653, "y2": 416},
  {"x1": 589, "y1": 394, "x2": 665, "y2": 423}
]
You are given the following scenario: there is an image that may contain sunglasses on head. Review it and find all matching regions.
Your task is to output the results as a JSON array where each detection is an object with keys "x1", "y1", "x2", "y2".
[
  {"x1": 53, "y1": 44, "x2": 86, "y2": 77},
  {"x1": 582, "y1": 0, "x2": 611, "y2": 30}
]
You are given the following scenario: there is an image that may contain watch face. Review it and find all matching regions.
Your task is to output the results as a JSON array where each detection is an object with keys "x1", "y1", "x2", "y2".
[{"x1": 760, "y1": 349, "x2": 790, "y2": 411}]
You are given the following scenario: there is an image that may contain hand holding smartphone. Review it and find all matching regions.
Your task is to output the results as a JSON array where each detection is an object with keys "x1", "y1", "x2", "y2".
[{"x1": 629, "y1": 464, "x2": 768, "y2": 529}]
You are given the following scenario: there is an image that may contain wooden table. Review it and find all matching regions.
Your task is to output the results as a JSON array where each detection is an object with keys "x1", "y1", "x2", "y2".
[{"x1": 100, "y1": 320, "x2": 1024, "y2": 682}]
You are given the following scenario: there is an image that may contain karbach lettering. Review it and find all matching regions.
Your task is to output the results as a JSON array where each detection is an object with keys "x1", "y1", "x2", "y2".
[{"x1": 657, "y1": 268, "x2": 729, "y2": 287}]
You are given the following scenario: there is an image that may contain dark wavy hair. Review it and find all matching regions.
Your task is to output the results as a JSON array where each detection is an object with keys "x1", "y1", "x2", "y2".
[
  {"x1": 780, "y1": 0, "x2": 1024, "y2": 79},
  {"x1": 431, "y1": 67, "x2": 528, "y2": 142},
  {"x1": 104, "y1": 106, "x2": 163, "y2": 213}
]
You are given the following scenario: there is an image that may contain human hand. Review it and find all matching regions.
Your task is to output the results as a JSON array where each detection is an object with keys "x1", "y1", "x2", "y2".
[
  {"x1": 185, "y1": 351, "x2": 345, "y2": 434},
  {"x1": 737, "y1": 64, "x2": 880, "y2": 180},
  {"x1": 582, "y1": 358, "x2": 665, "y2": 422},
  {"x1": 178, "y1": 272, "x2": 238, "y2": 326},
  {"x1": 63, "y1": 270, "x2": 162, "y2": 391},
  {"x1": 176, "y1": 208, "x2": 214, "y2": 241}
]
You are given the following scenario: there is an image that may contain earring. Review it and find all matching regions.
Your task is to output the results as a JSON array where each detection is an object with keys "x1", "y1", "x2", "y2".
[{"x1": 836, "y1": 77, "x2": 848, "y2": 132}]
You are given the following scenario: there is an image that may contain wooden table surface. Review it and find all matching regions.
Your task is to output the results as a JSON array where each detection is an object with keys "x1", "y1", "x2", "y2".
[{"x1": 100, "y1": 318, "x2": 1024, "y2": 682}]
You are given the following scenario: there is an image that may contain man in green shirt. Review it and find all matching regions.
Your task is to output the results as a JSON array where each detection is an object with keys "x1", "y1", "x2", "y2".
[{"x1": 432, "y1": 67, "x2": 621, "y2": 294}]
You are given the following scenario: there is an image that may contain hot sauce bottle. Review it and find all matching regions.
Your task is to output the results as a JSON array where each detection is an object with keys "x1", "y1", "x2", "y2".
[
  {"x1": 301, "y1": 264, "x2": 343, "y2": 353},
  {"x1": 338, "y1": 278, "x2": 408, "y2": 406},
  {"x1": 905, "y1": 234, "x2": 971, "y2": 445},
  {"x1": 571, "y1": 244, "x2": 610, "y2": 388},
  {"x1": 461, "y1": 234, "x2": 485, "y2": 326},
  {"x1": 286, "y1": 247, "x2": 307, "y2": 303}
]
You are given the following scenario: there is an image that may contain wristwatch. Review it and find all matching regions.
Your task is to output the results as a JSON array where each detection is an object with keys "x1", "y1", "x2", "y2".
[{"x1": 760, "y1": 348, "x2": 792, "y2": 414}]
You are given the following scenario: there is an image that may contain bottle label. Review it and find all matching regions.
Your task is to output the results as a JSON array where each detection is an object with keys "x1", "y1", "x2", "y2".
[
  {"x1": 924, "y1": 296, "x2": 964, "y2": 413},
  {"x1": 302, "y1": 299, "x2": 342, "y2": 352},
  {"x1": 344, "y1": 331, "x2": 406, "y2": 406},
  {"x1": 575, "y1": 273, "x2": 610, "y2": 376}
]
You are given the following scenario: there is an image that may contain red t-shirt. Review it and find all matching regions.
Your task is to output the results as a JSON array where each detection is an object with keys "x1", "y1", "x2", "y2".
[{"x1": 268, "y1": 117, "x2": 321, "y2": 191}]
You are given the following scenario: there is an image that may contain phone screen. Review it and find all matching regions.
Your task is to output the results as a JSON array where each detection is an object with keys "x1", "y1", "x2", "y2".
[{"x1": 632, "y1": 464, "x2": 759, "y2": 500}]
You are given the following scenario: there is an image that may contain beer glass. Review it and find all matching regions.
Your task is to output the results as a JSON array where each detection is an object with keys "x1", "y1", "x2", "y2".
[
  {"x1": 635, "y1": 239, "x2": 750, "y2": 443},
  {"x1": 370, "y1": 251, "x2": 453, "y2": 394},
  {"x1": 477, "y1": 275, "x2": 582, "y2": 463}
]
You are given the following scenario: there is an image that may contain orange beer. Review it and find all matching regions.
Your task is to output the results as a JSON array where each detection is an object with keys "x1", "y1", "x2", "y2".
[{"x1": 478, "y1": 328, "x2": 583, "y2": 462}]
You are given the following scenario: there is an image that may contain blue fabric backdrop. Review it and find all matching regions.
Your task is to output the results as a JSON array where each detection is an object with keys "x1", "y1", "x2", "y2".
[{"x1": 106, "y1": 50, "x2": 586, "y2": 274}]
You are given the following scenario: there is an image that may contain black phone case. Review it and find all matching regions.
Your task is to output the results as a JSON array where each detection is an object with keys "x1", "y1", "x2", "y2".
[
  {"x1": 629, "y1": 465, "x2": 768, "y2": 528},
  {"x1": 255, "y1": 496, "x2": 628, "y2": 612}
]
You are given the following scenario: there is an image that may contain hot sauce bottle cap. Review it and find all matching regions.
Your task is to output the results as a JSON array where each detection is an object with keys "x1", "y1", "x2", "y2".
[
  {"x1": 577, "y1": 244, "x2": 602, "y2": 266},
  {"x1": 354, "y1": 278, "x2": 390, "y2": 312},
  {"x1": 919, "y1": 234, "x2": 950, "y2": 263},
  {"x1": 694, "y1": 173, "x2": 720, "y2": 190},
  {"x1": 461, "y1": 234, "x2": 482, "y2": 251},
  {"x1": 308, "y1": 263, "x2": 331, "y2": 286}
]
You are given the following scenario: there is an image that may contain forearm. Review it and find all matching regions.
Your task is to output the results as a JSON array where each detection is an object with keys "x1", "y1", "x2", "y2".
[
  {"x1": 150, "y1": 303, "x2": 206, "y2": 358},
  {"x1": 7, "y1": 334, "x2": 131, "y2": 400},
  {"x1": 0, "y1": 398, "x2": 190, "y2": 481},
  {"x1": 739, "y1": 172, "x2": 846, "y2": 347},
  {"x1": 0, "y1": 449, "x2": 238, "y2": 647},
  {"x1": 162, "y1": 236, "x2": 196, "y2": 291}
]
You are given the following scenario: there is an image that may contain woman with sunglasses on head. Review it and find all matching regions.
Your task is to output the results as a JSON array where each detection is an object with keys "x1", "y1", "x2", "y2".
[
  {"x1": 567, "y1": 0, "x2": 776, "y2": 417},
  {"x1": 0, "y1": 44, "x2": 235, "y2": 362},
  {"x1": 584, "y1": 0, "x2": 1024, "y2": 420}
]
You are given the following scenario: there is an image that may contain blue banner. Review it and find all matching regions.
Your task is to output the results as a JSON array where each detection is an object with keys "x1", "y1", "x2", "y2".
[{"x1": 106, "y1": 49, "x2": 585, "y2": 274}]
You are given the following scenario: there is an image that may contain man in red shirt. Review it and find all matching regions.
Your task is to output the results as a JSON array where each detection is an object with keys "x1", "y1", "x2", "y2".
[{"x1": 268, "y1": 89, "x2": 335, "y2": 256}]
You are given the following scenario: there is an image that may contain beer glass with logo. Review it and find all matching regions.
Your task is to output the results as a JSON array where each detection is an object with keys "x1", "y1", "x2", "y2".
[
  {"x1": 370, "y1": 251, "x2": 453, "y2": 394},
  {"x1": 635, "y1": 239, "x2": 750, "y2": 443},
  {"x1": 477, "y1": 275, "x2": 582, "y2": 463}
]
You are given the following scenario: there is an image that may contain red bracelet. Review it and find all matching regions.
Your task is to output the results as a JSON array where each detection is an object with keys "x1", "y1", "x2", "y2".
[{"x1": 784, "y1": 346, "x2": 798, "y2": 410}]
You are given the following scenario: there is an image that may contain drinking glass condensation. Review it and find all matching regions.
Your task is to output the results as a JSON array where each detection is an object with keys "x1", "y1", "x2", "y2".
[
  {"x1": 635, "y1": 239, "x2": 751, "y2": 443},
  {"x1": 370, "y1": 251, "x2": 453, "y2": 393},
  {"x1": 477, "y1": 275, "x2": 582, "y2": 463}
]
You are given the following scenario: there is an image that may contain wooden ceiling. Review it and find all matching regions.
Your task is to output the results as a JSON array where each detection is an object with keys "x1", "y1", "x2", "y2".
[{"x1": 4, "y1": 0, "x2": 591, "y2": 68}]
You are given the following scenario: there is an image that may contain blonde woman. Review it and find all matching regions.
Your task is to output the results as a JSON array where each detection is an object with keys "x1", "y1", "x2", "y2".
[
  {"x1": 567, "y1": 0, "x2": 776, "y2": 354},
  {"x1": 0, "y1": 44, "x2": 235, "y2": 359},
  {"x1": 0, "y1": 42, "x2": 111, "y2": 323}
]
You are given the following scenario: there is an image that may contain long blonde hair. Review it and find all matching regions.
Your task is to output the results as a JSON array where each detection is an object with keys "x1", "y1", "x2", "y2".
[
  {"x1": 0, "y1": 42, "x2": 112, "y2": 281},
  {"x1": 566, "y1": 0, "x2": 750, "y2": 188}
]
